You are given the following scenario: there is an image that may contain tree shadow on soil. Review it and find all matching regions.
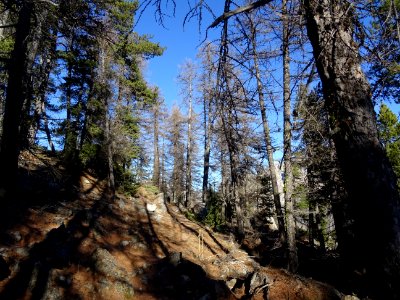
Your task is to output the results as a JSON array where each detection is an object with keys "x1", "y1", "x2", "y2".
[{"x1": 0, "y1": 193, "x2": 108, "y2": 300}]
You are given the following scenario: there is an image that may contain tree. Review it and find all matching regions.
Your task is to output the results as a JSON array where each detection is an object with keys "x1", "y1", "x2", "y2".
[
  {"x1": 367, "y1": 0, "x2": 400, "y2": 101},
  {"x1": 244, "y1": 11, "x2": 286, "y2": 245},
  {"x1": 197, "y1": 42, "x2": 217, "y2": 205},
  {"x1": 177, "y1": 59, "x2": 197, "y2": 208},
  {"x1": 151, "y1": 89, "x2": 163, "y2": 189},
  {"x1": 303, "y1": 0, "x2": 400, "y2": 296},
  {"x1": 282, "y1": 0, "x2": 297, "y2": 272},
  {"x1": 167, "y1": 105, "x2": 186, "y2": 205},
  {"x1": 378, "y1": 103, "x2": 400, "y2": 187}
]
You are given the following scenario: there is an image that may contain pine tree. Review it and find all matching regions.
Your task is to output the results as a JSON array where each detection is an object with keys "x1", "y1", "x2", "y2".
[{"x1": 378, "y1": 104, "x2": 400, "y2": 187}]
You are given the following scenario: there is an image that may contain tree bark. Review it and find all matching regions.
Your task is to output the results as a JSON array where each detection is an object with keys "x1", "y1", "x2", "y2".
[
  {"x1": 248, "y1": 15, "x2": 286, "y2": 243},
  {"x1": 282, "y1": 0, "x2": 298, "y2": 273},
  {"x1": 0, "y1": 1, "x2": 33, "y2": 194},
  {"x1": 201, "y1": 46, "x2": 215, "y2": 204},
  {"x1": 185, "y1": 81, "x2": 193, "y2": 208},
  {"x1": 152, "y1": 99, "x2": 160, "y2": 188},
  {"x1": 202, "y1": 95, "x2": 211, "y2": 203},
  {"x1": 304, "y1": 0, "x2": 400, "y2": 296}
]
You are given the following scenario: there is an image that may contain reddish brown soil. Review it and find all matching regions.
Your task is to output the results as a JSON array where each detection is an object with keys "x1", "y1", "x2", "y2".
[{"x1": 0, "y1": 151, "x2": 345, "y2": 299}]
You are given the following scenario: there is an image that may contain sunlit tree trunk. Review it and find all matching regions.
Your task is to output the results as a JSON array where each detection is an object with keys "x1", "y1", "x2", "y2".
[
  {"x1": 152, "y1": 98, "x2": 161, "y2": 188},
  {"x1": 282, "y1": 0, "x2": 298, "y2": 272},
  {"x1": 248, "y1": 15, "x2": 286, "y2": 243}
]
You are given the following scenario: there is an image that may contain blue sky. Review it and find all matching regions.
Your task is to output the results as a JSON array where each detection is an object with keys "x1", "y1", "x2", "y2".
[{"x1": 135, "y1": 3, "x2": 221, "y2": 107}]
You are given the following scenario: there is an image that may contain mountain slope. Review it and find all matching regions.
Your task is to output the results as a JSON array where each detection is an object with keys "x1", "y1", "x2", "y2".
[{"x1": 0, "y1": 151, "x2": 345, "y2": 299}]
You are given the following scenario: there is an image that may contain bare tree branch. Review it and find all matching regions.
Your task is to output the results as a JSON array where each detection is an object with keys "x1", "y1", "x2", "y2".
[
  {"x1": 37, "y1": 0, "x2": 59, "y2": 7},
  {"x1": 209, "y1": 0, "x2": 272, "y2": 29},
  {"x1": 0, "y1": 23, "x2": 17, "y2": 29}
]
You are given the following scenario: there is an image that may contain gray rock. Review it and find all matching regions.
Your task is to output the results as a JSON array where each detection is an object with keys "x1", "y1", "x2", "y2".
[
  {"x1": 248, "y1": 271, "x2": 270, "y2": 294},
  {"x1": 92, "y1": 248, "x2": 127, "y2": 280},
  {"x1": 15, "y1": 247, "x2": 29, "y2": 257},
  {"x1": 6, "y1": 231, "x2": 22, "y2": 243},
  {"x1": 136, "y1": 243, "x2": 148, "y2": 250},
  {"x1": 120, "y1": 240, "x2": 130, "y2": 247},
  {"x1": 226, "y1": 278, "x2": 237, "y2": 290}
]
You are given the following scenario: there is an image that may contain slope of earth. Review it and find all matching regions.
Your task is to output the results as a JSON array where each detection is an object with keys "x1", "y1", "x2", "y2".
[{"x1": 0, "y1": 150, "x2": 348, "y2": 299}]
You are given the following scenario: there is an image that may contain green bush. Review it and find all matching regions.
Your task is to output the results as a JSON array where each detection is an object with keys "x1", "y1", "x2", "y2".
[{"x1": 203, "y1": 190, "x2": 225, "y2": 231}]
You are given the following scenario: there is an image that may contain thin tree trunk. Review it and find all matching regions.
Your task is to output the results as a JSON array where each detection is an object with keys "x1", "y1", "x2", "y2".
[
  {"x1": 202, "y1": 91, "x2": 212, "y2": 204},
  {"x1": 201, "y1": 45, "x2": 215, "y2": 204},
  {"x1": 282, "y1": 0, "x2": 297, "y2": 273},
  {"x1": 308, "y1": 200, "x2": 315, "y2": 247},
  {"x1": 152, "y1": 101, "x2": 160, "y2": 188},
  {"x1": 304, "y1": 1, "x2": 400, "y2": 296},
  {"x1": 185, "y1": 82, "x2": 193, "y2": 208},
  {"x1": 315, "y1": 204, "x2": 326, "y2": 253},
  {"x1": 98, "y1": 39, "x2": 114, "y2": 199},
  {"x1": 248, "y1": 16, "x2": 286, "y2": 243}
]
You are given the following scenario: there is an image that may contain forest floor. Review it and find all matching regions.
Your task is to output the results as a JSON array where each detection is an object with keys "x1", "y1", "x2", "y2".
[{"x1": 0, "y1": 150, "x2": 358, "y2": 299}]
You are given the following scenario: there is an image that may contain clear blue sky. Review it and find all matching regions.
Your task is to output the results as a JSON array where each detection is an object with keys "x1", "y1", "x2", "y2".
[{"x1": 135, "y1": 3, "x2": 221, "y2": 107}]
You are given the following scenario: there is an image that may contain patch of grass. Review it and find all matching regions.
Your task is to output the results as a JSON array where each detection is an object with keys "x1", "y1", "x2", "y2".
[
  {"x1": 184, "y1": 210, "x2": 199, "y2": 222},
  {"x1": 135, "y1": 185, "x2": 159, "y2": 199}
]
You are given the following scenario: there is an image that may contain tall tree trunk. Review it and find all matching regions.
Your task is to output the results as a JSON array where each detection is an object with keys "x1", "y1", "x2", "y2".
[
  {"x1": 152, "y1": 101, "x2": 160, "y2": 188},
  {"x1": 185, "y1": 81, "x2": 193, "y2": 208},
  {"x1": 282, "y1": 0, "x2": 298, "y2": 273},
  {"x1": 304, "y1": 0, "x2": 400, "y2": 297},
  {"x1": 202, "y1": 96, "x2": 211, "y2": 203},
  {"x1": 20, "y1": 6, "x2": 50, "y2": 148},
  {"x1": 248, "y1": 15, "x2": 286, "y2": 243},
  {"x1": 201, "y1": 45, "x2": 215, "y2": 204},
  {"x1": 0, "y1": 2, "x2": 33, "y2": 195},
  {"x1": 98, "y1": 38, "x2": 114, "y2": 199},
  {"x1": 105, "y1": 113, "x2": 115, "y2": 198},
  {"x1": 221, "y1": 106, "x2": 245, "y2": 240},
  {"x1": 314, "y1": 204, "x2": 326, "y2": 253}
]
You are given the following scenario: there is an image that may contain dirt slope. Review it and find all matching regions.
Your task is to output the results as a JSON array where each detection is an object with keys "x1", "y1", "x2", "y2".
[{"x1": 0, "y1": 152, "x2": 345, "y2": 299}]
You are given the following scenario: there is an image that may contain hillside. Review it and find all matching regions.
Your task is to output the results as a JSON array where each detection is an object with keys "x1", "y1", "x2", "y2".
[{"x1": 0, "y1": 151, "x2": 352, "y2": 299}]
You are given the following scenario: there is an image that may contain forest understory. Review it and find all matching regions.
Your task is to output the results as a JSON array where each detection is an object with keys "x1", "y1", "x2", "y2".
[{"x1": 0, "y1": 150, "x2": 368, "y2": 300}]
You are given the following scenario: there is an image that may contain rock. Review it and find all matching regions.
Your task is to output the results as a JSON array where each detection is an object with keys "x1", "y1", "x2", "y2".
[
  {"x1": 0, "y1": 256, "x2": 10, "y2": 281},
  {"x1": 4, "y1": 231, "x2": 22, "y2": 244},
  {"x1": 248, "y1": 270, "x2": 270, "y2": 294},
  {"x1": 92, "y1": 248, "x2": 127, "y2": 280},
  {"x1": 97, "y1": 277, "x2": 134, "y2": 298},
  {"x1": 120, "y1": 240, "x2": 130, "y2": 247},
  {"x1": 117, "y1": 199, "x2": 125, "y2": 209},
  {"x1": 155, "y1": 193, "x2": 167, "y2": 212},
  {"x1": 343, "y1": 296, "x2": 360, "y2": 300},
  {"x1": 226, "y1": 278, "x2": 237, "y2": 290},
  {"x1": 168, "y1": 252, "x2": 182, "y2": 267},
  {"x1": 146, "y1": 202, "x2": 157, "y2": 213},
  {"x1": 14, "y1": 247, "x2": 29, "y2": 257}
]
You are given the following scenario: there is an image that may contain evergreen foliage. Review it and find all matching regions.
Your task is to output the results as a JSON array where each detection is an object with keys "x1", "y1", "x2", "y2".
[{"x1": 378, "y1": 104, "x2": 400, "y2": 187}]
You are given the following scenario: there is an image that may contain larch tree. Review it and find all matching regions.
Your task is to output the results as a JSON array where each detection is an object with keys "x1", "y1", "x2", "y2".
[
  {"x1": 243, "y1": 11, "x2": 287, "y2": 244},
  {"x1": 167, "y1": 105, "x2": 187, "y2": 205},
  {"x1": 282, "y1": 0, "x2": 298, "y2": 273},
  {"x1": 197, "y1": 42, "x2": 217, "y2": 205},
  {"x1": 177, "y1": 59, "x2": 197, "y2": 208}
]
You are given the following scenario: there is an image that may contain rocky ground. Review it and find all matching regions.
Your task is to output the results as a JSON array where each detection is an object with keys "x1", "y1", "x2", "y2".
[{"x1": 0, "y1": 151, "x2": 353, "y2": 299}]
